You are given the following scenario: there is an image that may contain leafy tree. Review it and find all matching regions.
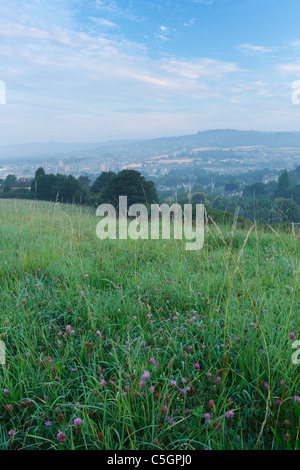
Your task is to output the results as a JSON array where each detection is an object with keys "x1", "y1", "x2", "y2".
[
  {"x1": 191, "y1": 183, "x2": 204, "y2": 194},
  {"x1": 101, "y1": 170, "x2": 158, "y2": 207},
  {"x1": 4, "y1": 174, "x2": 17, "y2": 188},
  {"x1": 35, "y1": 167, "x2": 46, "y2": 178},
  {"x1": 91, "y1": 172, "x2": 116, "y2": 194},
  {"x1": 290, "y1": 184, "x2": 300, "y2": 206},
  {"x1": 36, "y1": 174, "x2": 58, "y2": 201},
  {"x1": 243, "y1": 182, "x2": 267, "y2": 199},
  {"x1": 274, "y1": 170, "x2": 290, "y2": 198},
  {"x1": 273, "y1": 198, "x2": 300, "y2": 223},
  {"x1": 224, "y1": 183, "x2": 239, "y2": 194},
  {"x1": 192, "y1": 192, "x2": 206, "y2": 203},
  {"x1": 177, "y1": 189, "x2": 189, "y2": 204},
  {"x1": 78, "y1": 175, "x2": 91, "y2": 190},
  {"x1": 31, "y1": 167, "x2": 46, "y2": 193},
  {"x1": 35, "y1": 174, "x2": 86, "y2": 203}
]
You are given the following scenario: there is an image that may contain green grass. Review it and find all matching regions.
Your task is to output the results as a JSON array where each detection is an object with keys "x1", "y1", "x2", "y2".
[{"x1": 0, "y1": 199, "x2": 299, "y2": 450}]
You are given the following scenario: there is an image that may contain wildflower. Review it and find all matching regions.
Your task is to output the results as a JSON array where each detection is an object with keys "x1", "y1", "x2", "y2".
[
  {"x1": 74, "y1": 418, "x2": 82, "y2": 427},
  {"x1": 66, "y1": 325, "x2": 72, "y2": 332},
  {"x1": 3, "y1": 389, "x2": 9, "y2": 395},
  {"x1": 100, "y1": 379, "x2": 107, "y2": 388},
  {"x1": 8, "y1": 430, "x2": 15, "y2": 437},
  {"x1": 208, "y1": 400, "x2": 215, "y2": 410},
  {"x1": 283, "y1": 434, "x2": 291, "y2": 441},
  {"x1": 141, "y1": 370, "x2": 150, "y2": 381},
  {"x1": 294, "y1": 396, "x2": 300, "y2": 403},
  {"x1": 204, "y1": 413, "x2": 211, "y2": 424},
  {"x1": 139, "y1": 380, "x2": 145, "y2": 389},
  {"x1": 45, "y1": 421, "x2": 52, "y2": 427},
  {"x1": 149, "y1": 358, "x2": 156, "y2": 365},
  {"x1": 5, "y1": 404, "x2": 13, "y2": 413},
  {"x1": 289, "y1": 332, "x2": 295, "y2": 340},
  {"x1": 194, "y1": 364, "x2": 200, "y2": 370},
  {"x1": 57, "y1": 431, "x2": 66, "y2": 443},
  {"x1": 96, "y1": 331, "x2": 101, "y2": 337},
  {"x1": 225, "y1": 410, "x2": 234, "y2": 419}
]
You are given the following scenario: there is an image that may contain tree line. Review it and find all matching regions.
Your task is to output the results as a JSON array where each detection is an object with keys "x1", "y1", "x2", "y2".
[{"x1": 7, "y1": 167, "x2": 159, "y2": 207}]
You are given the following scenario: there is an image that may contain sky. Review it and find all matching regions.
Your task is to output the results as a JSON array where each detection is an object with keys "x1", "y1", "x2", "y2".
[{"x1": 1, "y1": 0, "x2": 300, "y2": 145}]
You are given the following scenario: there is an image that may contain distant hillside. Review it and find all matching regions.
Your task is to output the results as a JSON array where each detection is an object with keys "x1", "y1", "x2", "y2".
[{"x1": 2, "y1": 129, "x2": 300, "y2": 161}]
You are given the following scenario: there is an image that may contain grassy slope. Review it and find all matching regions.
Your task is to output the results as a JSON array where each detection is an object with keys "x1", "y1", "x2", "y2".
[{"x1": 0, "y1": 199, "x2": 299, "y2": 450}]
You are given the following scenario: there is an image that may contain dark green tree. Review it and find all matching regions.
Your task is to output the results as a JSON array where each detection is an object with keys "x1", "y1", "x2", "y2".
[
  {"x1": 91, "y1": 172, "x2": 116, "y2": 194},
  {"x1": 78, "y1": 175, "x2": 91, "y2": 190},
  {"x1": 101, "y1": 170, "x2": 158, "y2": 207},
  {"x1": 273, "y1": 198, "x2": 300, "y2": 223},
  {"x1": 274, "y1": 170, "x2": 290, "y2": 198},
  {"x1": 31, "y1": 167, "x2": 46, "y2": 193},
  {"x1": 4, "y1": 174, "x2": 17, "y2": 189}
]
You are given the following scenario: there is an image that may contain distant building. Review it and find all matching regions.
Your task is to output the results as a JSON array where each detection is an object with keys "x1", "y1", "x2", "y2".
[{"x1": 13, "y1": 178, "x2": 32, "y2": 190}]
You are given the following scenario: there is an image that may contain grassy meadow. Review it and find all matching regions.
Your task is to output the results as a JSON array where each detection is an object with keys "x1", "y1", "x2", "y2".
[{"x1": 0, "y1": 198, "x2": 299, "y2": 450}]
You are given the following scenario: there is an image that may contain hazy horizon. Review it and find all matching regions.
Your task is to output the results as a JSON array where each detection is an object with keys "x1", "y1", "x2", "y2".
[{"x1": 1, "y1": 1, "x2": 300, "y2": 146}]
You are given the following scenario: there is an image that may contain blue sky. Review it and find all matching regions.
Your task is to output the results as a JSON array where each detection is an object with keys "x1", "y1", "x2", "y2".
[{"x1": 1, "y1": 0, "x2": 300, "y2": 145}]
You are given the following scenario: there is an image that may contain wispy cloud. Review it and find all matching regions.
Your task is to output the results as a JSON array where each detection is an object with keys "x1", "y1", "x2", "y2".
[
  {"x1": 0, "y1": 0, "x2": 299, "y2": 143},
  {"x1": 278, "y1": 63, "x2": 300, "y2": 74},
  {"x1": 237, "y1": 44, "x2": 277, "y2": 55}
]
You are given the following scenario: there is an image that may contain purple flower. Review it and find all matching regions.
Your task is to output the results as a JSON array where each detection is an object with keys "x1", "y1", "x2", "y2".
[
  {"x1": 45, "y1": 421, "x2": 52, "y2": 426},
  {"x1": 149, "y1": 358, "x2": 156, "y2": 365},
  {"x1": 194, "y1": 363, "x2": 200, "y2": 370},
  {"x1": 294, "y1": 396, "x2": 300, "y2": 403},
  {"x1": 225, "y1": 410, "x2": 234, "y2": 419},
  {"x1": 74, "y1": 418, "x2": 82, "y2": 427},
  {"x1": 8, "y1": 430, "x2": 15, "y2": 437},
  {"x1": 57, "y1": 431, "x2": 66, "y2": 443},
  {"x1": 289, "y1": 332, "x2": 295, "y2": 340},
  {"x1": 141, "y1": 370, "x2": 150, "y2": 381}
]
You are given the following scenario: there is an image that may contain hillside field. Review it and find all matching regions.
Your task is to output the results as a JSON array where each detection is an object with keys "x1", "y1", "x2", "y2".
[{"x1": 0, "y1": 199, "x2": 299, "y2": 450}]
